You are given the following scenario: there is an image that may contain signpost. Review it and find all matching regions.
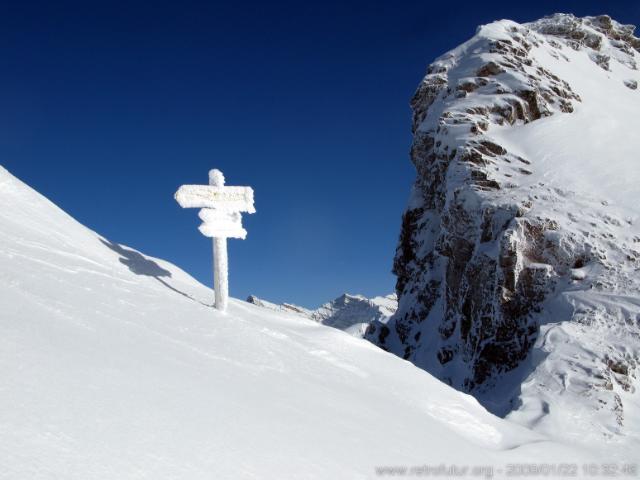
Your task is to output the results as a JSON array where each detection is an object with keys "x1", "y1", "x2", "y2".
[{"x1": 175, "y1": 169, "x2": 255, "y2": 312}]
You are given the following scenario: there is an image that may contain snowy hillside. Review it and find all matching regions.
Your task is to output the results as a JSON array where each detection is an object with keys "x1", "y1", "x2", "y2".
[
  {"x1": 367, "y1": 14, "x2": 640, "y2": 446},
  {"x1": 2, "y1": 164, "x2": 624, "y2": 478},
  {"x1": 248, "y1": 292, "x2": 397, "y2": 337}
]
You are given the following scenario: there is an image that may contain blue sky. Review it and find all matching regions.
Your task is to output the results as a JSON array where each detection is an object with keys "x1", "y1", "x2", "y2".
[{"x1": 1, "y1": 0, "x2": 638, "y2": 308}]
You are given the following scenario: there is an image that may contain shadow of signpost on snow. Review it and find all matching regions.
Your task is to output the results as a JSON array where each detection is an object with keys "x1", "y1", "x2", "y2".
[
  {"x1": 100, "y1": 238, "x2": 172, "y2": 277},
  {"x1": 99, "y1": 238, "x2": 211, "y2": 306}
]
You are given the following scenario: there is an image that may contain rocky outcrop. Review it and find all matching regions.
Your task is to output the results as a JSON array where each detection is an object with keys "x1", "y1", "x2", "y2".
[{"x1": 366, "y1": 14, "x2": 640, "y2": 441}]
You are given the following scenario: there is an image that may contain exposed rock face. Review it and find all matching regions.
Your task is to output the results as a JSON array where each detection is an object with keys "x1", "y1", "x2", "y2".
[{"x1": 366, "y1": 14, "x2": 640, "y2": 442}]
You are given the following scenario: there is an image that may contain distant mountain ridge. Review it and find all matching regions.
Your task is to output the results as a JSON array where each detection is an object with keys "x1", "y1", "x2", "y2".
[{"x1": 247, "y1": 293, "x2": 397, "y2": 336}]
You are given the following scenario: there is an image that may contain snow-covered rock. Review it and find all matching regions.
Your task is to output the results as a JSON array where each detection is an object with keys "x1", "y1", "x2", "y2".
[
  {"x1": 366, "y1": 14, "x2": 640, "y2": 444},
  {"x1": 5, "y1": 164, "x2": 619, "y2": 478},
  {"x1": 248, "y1": 293, "x2": 397, "y2": 337},
  {"x1": 245, "y1": 294, "x2": 313, "y2": 316}
]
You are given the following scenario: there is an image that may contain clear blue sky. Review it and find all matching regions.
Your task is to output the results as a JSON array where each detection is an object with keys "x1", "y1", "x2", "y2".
[{"x1": 1, "y1": 0, "x2": 638, "y2": 308}]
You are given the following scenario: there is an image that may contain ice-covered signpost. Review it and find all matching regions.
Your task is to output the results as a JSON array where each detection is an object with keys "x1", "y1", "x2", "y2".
[{"x1": 175, "y1": 169, "x2": 255, "y2": 312}]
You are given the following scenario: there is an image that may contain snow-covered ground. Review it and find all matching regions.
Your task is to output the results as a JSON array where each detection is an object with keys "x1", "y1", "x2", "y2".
[{"x1": 1, "y1": 165, "x2": 634, "y2": 478}]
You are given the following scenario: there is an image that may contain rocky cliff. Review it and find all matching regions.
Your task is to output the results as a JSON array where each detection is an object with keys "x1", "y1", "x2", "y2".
[{"x1": 366, "y1": 14, "x2": 640, "y2": 442}]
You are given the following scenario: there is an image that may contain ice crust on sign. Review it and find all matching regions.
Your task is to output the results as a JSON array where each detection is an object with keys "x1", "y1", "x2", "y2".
[
  {"x1": 198, "y1": 209, "x2": 247, "y2": 239},
  {"x1": 174, "y1": 184, "x2": 255, "y2": 213}
]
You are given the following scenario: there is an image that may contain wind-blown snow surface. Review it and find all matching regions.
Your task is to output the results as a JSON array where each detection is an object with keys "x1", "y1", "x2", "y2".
[{"x1": 0, "y1": 165, "x2": 615, "y2": 478}]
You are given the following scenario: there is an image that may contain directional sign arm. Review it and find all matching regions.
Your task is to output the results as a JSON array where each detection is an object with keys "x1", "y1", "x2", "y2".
[
  {"x1": 198, "y1": 209, "x2": 247, "y2": 239},
  {"x1": 174, "y1": 185, "x2": 255, "y2": 212}
]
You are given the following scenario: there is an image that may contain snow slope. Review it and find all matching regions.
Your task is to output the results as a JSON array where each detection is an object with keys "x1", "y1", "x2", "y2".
[
  {"x1": 370, "y1": 13, "x2": 640, "y2": 447},
  {"x1": 1, "y1": 165, "x2": 618, "y2": 478}
]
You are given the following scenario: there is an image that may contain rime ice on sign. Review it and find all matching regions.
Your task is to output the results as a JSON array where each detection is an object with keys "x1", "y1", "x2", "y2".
[
  {"x1": 198, "y1": 210, "x2": 246, "y2": 239},
  {"x1": 175, "y1": 169, "x2": 255, "y2": 312}
]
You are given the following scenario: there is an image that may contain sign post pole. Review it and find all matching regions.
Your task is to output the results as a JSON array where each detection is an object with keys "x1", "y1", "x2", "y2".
[
  {"x1": 213, "y1": 237, "x2": 228, "y2": 311},
  {"x1": 209, "y1": 169, "x2": 228, "y2": 312}
]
